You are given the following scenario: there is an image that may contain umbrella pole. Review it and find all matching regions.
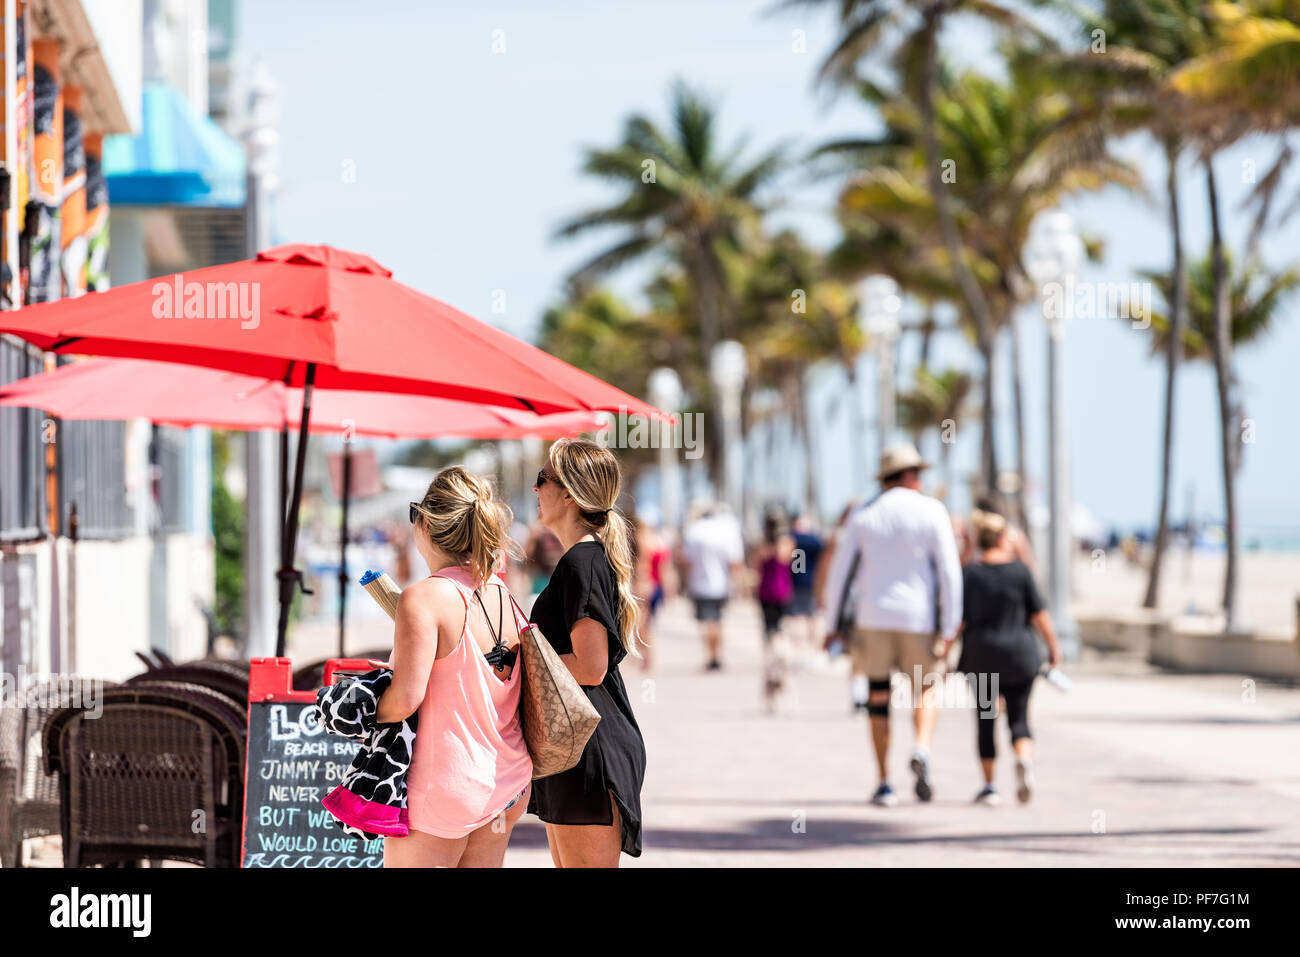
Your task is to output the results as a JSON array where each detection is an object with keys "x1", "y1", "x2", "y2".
[
  {"x1": 275, "y1": 363, "x2": 316, "y2": 657},
  {"x1": 338, "y1": 438, "x2": 351, "y2": 657},
  {"x1": 278, "y1": 424, "x2": 289, "y2": 558},
  {"x1": 279, "y1": 362, "x2": 294, "y2": 554}
]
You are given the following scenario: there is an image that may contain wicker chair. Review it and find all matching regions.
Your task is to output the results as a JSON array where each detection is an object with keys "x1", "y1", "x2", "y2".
[
  {"x1": 292, "y1": 648, "x2": 391, "y2": 691},
  {"x1": 0, "y1": 678, "x2": 112, "y2": 868},
  {"x1": 127, "y1": 665, "x2": 249, "y2": 707},
  {"x1": 191, "y1": 657, "x2": 251, "y2": 675},
  {"x1": 132, "y1": 648, "x2": 176, "y2": 672},
  {"x1": 43, "y1": 682, "x2": 246, "y2": 868}
]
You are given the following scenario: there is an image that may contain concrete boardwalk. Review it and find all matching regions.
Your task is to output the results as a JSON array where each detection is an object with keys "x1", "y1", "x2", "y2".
[
  {"x1": 28, "y1": 598, "x2": 1293, "y2": 868},
  {"x1": 501, "y1": 598, "x2": 1300, "y2": 867}
]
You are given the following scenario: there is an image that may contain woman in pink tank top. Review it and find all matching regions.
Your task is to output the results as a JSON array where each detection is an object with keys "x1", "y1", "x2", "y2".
[{"x1": 376, "y1": 466, "x2": 532, "y2": 867}]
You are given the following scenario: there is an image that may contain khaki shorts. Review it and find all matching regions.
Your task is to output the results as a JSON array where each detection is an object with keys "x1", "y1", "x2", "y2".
[{"x1": 851, "y1": 628, "x2": 944, "y2": 682}]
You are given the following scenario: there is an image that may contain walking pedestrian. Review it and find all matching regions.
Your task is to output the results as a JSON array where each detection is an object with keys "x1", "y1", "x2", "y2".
[
  {"x1": 817, "y1": 499, "x2": 867, "y2": 708},
  {"x1": 823, "y1": 444, "x2": 963, "y2": 807},
  {"x1": 681, "y1": 499, "x2": 745, "y2": 671},
  {"x1": 529, "y1": 438, "x2": 646, "y2": 865},
  {"x1": 787, "y1": 514, "x2": 826, "y2": 662},
  {"x1": 754, "y1": 511, "x2": 796, "y2": 711},
  {"x1": 631, "y1": 517, "x2": 674, "y2": 672},
  {"x1": 943, "y1": 507, "x2": 1061, "y2": 806},
  {"x1": 377, "y1": 466, "x2": 533, "y2": 867}
]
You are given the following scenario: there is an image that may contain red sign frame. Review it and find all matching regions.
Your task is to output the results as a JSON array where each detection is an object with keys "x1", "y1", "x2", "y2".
[{"x1": 240, "y1": 656, "x2": 388, "y2": 867}]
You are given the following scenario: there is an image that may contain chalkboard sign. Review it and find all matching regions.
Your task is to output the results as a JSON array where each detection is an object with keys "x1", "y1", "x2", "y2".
[{"x1": 241, "y1": 658, "x2": 384, "y2": 868}]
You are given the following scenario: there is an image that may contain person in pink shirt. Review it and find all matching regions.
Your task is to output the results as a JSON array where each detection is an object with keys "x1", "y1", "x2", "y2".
[{"x1": 376, "y1": 466, "x2": 533, "y2": 867}]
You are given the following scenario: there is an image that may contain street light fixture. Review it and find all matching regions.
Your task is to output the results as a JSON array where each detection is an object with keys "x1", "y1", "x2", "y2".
[
  {"x1": 648, "y1": 366, "x2": 683, "y2": 532},
  {"x1": 709, "y1": 340, "x2": 746, "y2": 525},
  {"x1": 1026, "y1": 210, "x2": 1085, "y2": 663},
  {"x1": 861, "y1": 275, "x2": 902, "y2": 479}
]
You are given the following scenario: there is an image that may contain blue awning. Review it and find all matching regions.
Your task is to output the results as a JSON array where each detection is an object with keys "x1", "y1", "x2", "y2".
[{"x1": 103, "y1": 83, "x2": 246, "y2": 208}]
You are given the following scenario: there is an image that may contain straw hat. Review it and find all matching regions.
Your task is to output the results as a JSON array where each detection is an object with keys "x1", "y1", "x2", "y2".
[{"x1": 876, "y1": 442, "x2": 930, "y2": 482}]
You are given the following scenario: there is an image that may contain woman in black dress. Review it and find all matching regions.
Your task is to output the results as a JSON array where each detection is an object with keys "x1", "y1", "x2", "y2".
[
  {"x1": 529, "y1": 437, "x2": 646, "y2": 865},
  {"x1": 944, "y1": 507, "x2": 1060, "y2": 806}
]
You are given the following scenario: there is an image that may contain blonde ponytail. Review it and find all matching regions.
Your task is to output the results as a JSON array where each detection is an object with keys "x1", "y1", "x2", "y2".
[
  {"x1": 598, "y1": 506, "x2": 641, "y2": 656},
  {"x1": 548, "y1": 438, "x2": 642, "y2": 657},
  {"x1": 415, "y1": 465, "x2": 520, "y2": 585}
]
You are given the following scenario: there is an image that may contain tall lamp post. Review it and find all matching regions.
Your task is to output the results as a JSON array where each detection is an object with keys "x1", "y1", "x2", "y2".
[
  {"x1": 709, "y1": 341, "x2": 746, "y2": 523},
  {"x1": 649, "y1": 367, "x2": 683, "y2": 533},
  {"x1": 1026, "y1": 211, "x2": 1084, "y2": 662},
  {"x1": 241, "y1": 61, "x2": 281, "y2": 658},
  {"x1": 861, "y1": 276, "x2": 902, "y2": 476}
]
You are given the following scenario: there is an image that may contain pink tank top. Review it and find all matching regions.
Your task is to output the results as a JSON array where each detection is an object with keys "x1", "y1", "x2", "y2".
[{"x1": 404, "y1": 566, "x2": 533, "y2": 839}]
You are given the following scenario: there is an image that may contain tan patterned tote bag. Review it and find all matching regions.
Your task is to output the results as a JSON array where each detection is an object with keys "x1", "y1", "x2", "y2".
[{"x1": 507, "y1": 593, "x2": 601, "y2": 779}]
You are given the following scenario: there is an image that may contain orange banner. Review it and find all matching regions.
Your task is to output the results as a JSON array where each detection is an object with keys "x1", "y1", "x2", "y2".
[
  {"x1": 84, "y1": 130, "x2": 107, "y2": 292},
  {"x1": 59, "y1": 84, "x2": 85, "y2": 296}
]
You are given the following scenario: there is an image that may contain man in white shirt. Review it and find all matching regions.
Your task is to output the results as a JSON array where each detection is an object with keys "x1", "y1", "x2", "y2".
[
  {"x1": 824, "y1": 444, "x2": 963, "y2": 807},
  {"x1": 681, "y1": 501, "x2": 745, "y2": 670}
]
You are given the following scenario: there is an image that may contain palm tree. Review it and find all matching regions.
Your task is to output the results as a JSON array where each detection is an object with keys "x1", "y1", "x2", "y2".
[
  {"x1": 1162, "y1": 1, "x2": 1300, "y2": 625},
  {"x1": 819, "y1": 66, "x2": 1137, "y2": 510},
  {"x1": 1035, "y1": 0, "x2": 1217, "y2": 611},
  {"x1": 737, "y1": 231, "x2": 865, "y2": 519},
  {"x1": 537, "y1": 287, "x2": 670, "y2": 402},
  {"x1": 556, "y1": 81, "x2": 787, "y2": 490},
  {"x1": 785, "y1": 0, "x2": 1056, "y2": 490},
  {"x1": 1136, "y1": 248, "x2": 1300, "y2": 361},
  {"x1": 1132, "y1": 245, "x2": 1299, "y2": 624},
  {"x1": 538, "y1": 283, "x2": 706, "y2": 485},
  {"x1": 896, "y1": 365, "x2": 974, "y2": 503},
  {"x1": 1168, "y1": 1, "x2": 1300, "y2": 253}
]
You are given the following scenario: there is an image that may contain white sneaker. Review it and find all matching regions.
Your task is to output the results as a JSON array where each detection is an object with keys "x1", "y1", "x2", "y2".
[
  {"x1": 871, "y1": 783, "x2": 899, "y2": 807},
  {"x1": 910, "y1": 751, "x2": 934, "y2": 803},
  {"x1": 1016, "y1": 758, "x2": 1034, "y2": 803},
  {"x1": 974, "y1": 785, "x2": 1001, "y2": 806}
]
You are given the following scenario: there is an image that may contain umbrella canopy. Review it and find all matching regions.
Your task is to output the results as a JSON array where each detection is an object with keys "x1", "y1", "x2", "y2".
[
  {"x1": 0, "y1": 355, "x2": 609, "y2": 658},
  {"x1": 0, "y1": 243, "x2": 666, "y2": 419},
  {"x1": 0, "y1": 243, "x2": 662, "y2": 655},
  {"x1": 0, "y1": 357, "x2": 610, "y2": 439}
]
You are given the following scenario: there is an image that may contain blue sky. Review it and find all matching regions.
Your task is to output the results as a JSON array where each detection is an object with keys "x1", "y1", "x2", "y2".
[{"x1": 241, "y1": 0, "x2": 1300, "y2": 543}]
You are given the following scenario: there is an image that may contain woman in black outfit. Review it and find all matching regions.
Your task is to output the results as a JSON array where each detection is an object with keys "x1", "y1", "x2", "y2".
[
  {"x1": 944, "y1": 508, "x2": 1060, "y2": 806},
  {"x1": 529, "y1": 437, "x2": 646, "y2": 865}
]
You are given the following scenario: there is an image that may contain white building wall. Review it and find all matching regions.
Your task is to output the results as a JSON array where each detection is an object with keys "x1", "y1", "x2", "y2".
[
  {"x1": 69, "y1": 537, "x2": 151, "y2": 680},
  {"x1": 82, "y1": 0, "x2": 144, "y2": 131},
  {"x1": 65, "y1": 531, "x2": 211, "y2": 681}
]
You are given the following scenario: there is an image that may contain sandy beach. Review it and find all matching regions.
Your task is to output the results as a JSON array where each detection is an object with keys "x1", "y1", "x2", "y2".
[{"x1": 1071, "y1": 548, "x2": 1299, "y2": 635}]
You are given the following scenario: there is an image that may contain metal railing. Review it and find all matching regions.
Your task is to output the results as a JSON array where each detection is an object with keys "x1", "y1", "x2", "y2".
[{"x1": 0, "y1": 336, "x2": 46, "y2": 542}]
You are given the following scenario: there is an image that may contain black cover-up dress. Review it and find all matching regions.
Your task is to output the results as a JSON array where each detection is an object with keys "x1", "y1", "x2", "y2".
[{"x1": 526, "y1": 540, "x2": 646, "y2": 857}]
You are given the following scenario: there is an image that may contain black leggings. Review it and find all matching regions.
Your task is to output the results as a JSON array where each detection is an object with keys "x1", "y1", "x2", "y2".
[
  {"x1": 976, "y1": 678, "x2": 1034, "y2": 760},
  {"x1": 759, "y1": 601, "x2": 787, "y2": 638}
]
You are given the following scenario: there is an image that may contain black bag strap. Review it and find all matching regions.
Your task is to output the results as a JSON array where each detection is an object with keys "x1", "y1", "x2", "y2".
[
  {"x1": 473, "y1": 582, "x2": 516, "y2": 669},
  {"x1": 834, "y1": 548, "x2": 861, "y2": 634},
  {"x1": 929, "y1": 553, "x2": 941, "y2": 635}
]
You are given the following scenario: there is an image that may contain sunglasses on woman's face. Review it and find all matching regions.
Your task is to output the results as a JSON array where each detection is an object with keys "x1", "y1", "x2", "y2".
[
  {"x1": 409, "y1": 502, "x2": 423, "y2": 524},
  {"x1": 534, "y1": 469, "x2": 551, "y2": 489}
]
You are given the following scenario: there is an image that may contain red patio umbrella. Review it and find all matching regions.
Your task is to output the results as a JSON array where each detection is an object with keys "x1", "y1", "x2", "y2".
[
  {"x1": 0, "y1": 245, "x2": 666, "y2": 416},
  {"x1": 0, "y1": 244, "x2": 662, "y2": 653}
]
